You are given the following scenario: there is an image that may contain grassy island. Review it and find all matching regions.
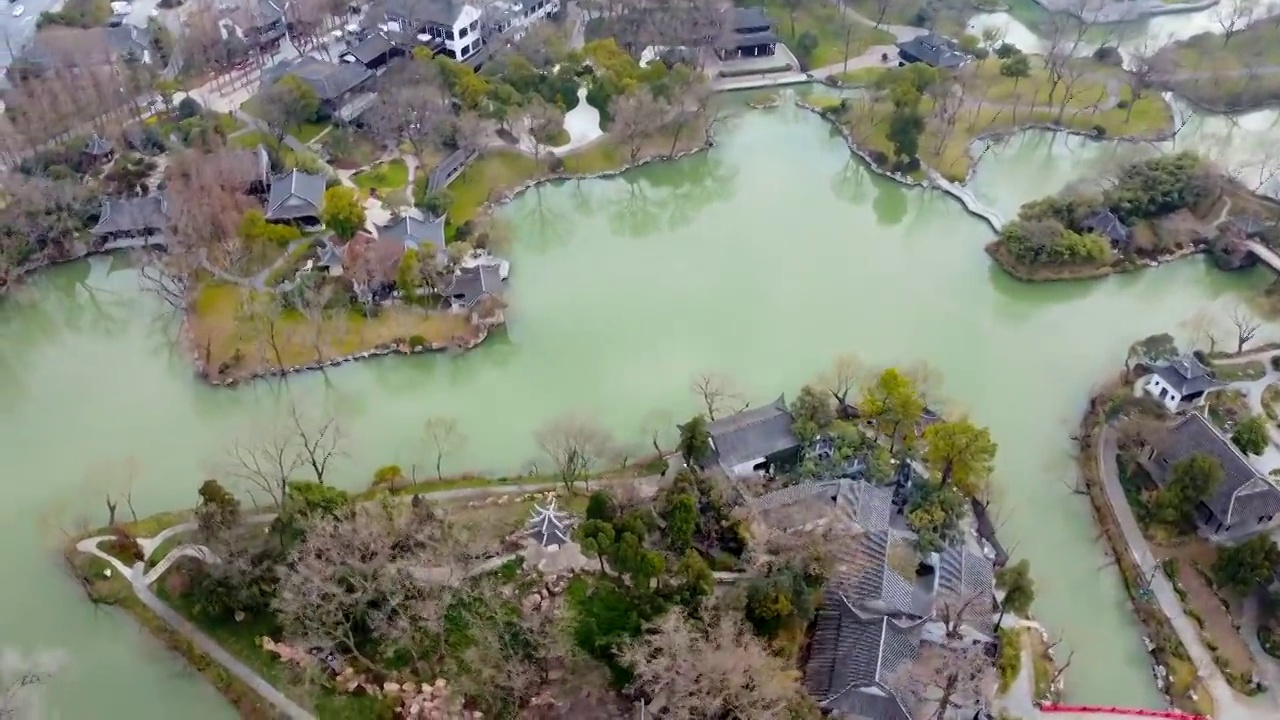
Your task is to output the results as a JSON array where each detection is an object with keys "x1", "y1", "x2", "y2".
[
  {"x1": 987, "y1": 152, "x2": 1280, "y2": 282},
  {"x1": 819, "y1": 45, "x2": 1173, "y2": 183},
  {"x1": 1154, "y1": 22, "x2": 1280, "y2": 112}
]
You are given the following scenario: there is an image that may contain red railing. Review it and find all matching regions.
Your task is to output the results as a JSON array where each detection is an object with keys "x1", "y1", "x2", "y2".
[{"x1": 1038, "y1": 703, "x2": 1210, "y2": 720}]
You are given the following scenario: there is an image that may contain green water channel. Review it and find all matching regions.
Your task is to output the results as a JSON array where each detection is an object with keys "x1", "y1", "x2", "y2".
[{"x1": 7, "y1": 11, "x2": 1280, "y2": 708}]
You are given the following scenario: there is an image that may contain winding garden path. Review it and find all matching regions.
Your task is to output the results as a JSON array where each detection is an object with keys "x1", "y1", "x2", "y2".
[{"x1": 1096, "y1": 425, "x2": 1280, "y2": 720}]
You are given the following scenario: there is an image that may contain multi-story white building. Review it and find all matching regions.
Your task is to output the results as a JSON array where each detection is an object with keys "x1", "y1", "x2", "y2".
[
  {"x1": 376, "y1": 0, "x2": 558, "y2": 62},
  {"x1": 380, "y1": 0, "x2": 485, "y2": 61}
]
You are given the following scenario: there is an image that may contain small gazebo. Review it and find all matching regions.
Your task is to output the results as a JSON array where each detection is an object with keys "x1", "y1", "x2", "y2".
[{"x1": 526, "y1": 498, "x2": 575, "y2": 551}]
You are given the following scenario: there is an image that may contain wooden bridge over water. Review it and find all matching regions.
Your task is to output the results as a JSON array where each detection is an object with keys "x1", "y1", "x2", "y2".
[{"x1": 1245, "y1": 240, "x2": 1280, "y2": 274}]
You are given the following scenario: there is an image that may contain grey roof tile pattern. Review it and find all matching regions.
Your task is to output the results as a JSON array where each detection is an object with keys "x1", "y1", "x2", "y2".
[
  {"x1": 1154, "y1": 412, "x2": 1279, "y2": 525},
  {"x1": 833, "y1": 530, "x2": 931, "y2": 617},
  {"x1": 378, "y1": 214, "x2": 446, "y2": 255},
  {"x1": 444, "y1": 264, "x2": 504, "y2": 307},
  {"x1": 345, "y1": 33, "x2": 395, "y2": 65},
  {"x1": 804, "y1": 596, "x2": 920, "y2": 720},
  {"x1": 527, "y1": 500, "x2": 574, "y2": 548},
  {"x1": 730, "y1": 6, "x2": 770, "y2": 31},
  {"x1": 284, "y1": 56, "x2": 374, "y2": 100},
  {"x1": 380, "y1": 0, "x2": 465, "y2": 26},
  {"x1": 1081, "y1": 209, "x2": 1130, "y2": 245},
  {"x1": 266, "y1": 170, "x2": 327, "y2": 220},
  {"x1": 91, "y1": 195, "x2": 168, "y2": 235},
  {"x1": 750, "y1": 479, "x2": 892, "y2": 533},
  {"x1": 1152, "y1": 354, "x2": 1222, "y2": 396},
  {"x1": 936, "y1": 545, "x2": 995, "y2": 636},
  {"x1": 706, "y1": 396, "x2": 801, "y2": 470},
  {"x1": 897, "y1": 32, "x2": 968, "y2": 68},
  {"x1": 84, "y1": 133, "x2": 114, "y2": 156}
]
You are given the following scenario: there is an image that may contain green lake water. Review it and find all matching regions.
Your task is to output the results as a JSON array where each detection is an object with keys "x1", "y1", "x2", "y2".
[{"x1": 5, "y1": 15, "x2": 1280, "y2": 714}]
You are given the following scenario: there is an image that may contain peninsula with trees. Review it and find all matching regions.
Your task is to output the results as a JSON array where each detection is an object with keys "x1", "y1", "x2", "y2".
[
  {"x1": 64, "y1": 357, "x2": 1058, "y2": 720},
  {"x1": 986, "y1": 151, "x2": 1280, "y2": 282},
  {"x1": 1076, "y1": 329, "x2": 1280, "y2": 717},
  {"x1": 1, "y1": 7, "x2": 718, "y2": 385},
  {"x1": 811, "y1": 22, "x2": 1175, "y2": 184}
]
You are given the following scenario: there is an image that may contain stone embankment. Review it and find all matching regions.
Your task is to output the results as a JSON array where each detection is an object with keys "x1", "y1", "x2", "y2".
[{"x1": 192, "y1": 319, "x2": 497, "y2": 388}]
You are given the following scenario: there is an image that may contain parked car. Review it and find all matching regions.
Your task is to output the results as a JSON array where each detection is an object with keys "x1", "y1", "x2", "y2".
[{"x1": 11, "y1": 4, "x2": 25, "y2": 16}]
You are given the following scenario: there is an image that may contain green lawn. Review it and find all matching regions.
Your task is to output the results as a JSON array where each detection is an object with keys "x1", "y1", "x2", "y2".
[
  {"x1": 351, "y1": 158, "x2": 410, "y2": 192},
  {"x1": 759, "y1": 0, "x2": 896, "y2": 70},
  {"x1": 835, "y1": 67, "x2": 888, "y2": 86},
  {"x1": 293, "y1": 121, "x2": 331, "y2": 144},
  {"x1": 447, "y1": 151, "x2": 541, "y2": 226},
  {"x1": 230, "y1": 129, "x2": 275, "y2": 151},
  {"x1": 239, "y1": 94, "x2": 330, "y2": 144}
]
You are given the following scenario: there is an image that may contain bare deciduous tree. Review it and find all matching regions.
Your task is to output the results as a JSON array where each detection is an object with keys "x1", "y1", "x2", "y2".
[
  {"x1": 1231, "y1": 304, "x2": 1262, "y2": 353},
  {"x1": 610, "y1": 87, "x2": 666, "y2": 163},
  {"x1": 225, "y1": 416, "x2": 304, "y2": 509},
  {"x1": 525, "y1": 96, "x2": 565, "y2": 168},
  {"x1": 534, "y1": 414, "x2": 615, "y2": 493},
  {"x1": 821, "y1": 352, "x2": 867, "y2": 411},
  {"x1": 1182, "y1": 307, "x2": 1222, "y2": 354},
  {"x1": 619, "y1": 607, "x2": 812, "y2": 720},
  {"x1": 640, "y1": 408, "x2": 673, "y2": 458},
  {"x1": 88, "y1": 456, "x2": 141, "y2": 527},
  {"x1": 423, "y1": 416, "x2": 467, "y2": 482},
  {"x1": 273, "y1": 503, "x2": 473, "y2": 668},
  {"x1": 690, "y1": 372, "x2": 744, "y2": 421},
  {"x1": 287, "y1": 401, "x2": 344, "y2": 485},
  {"x1": 891, "y1": 641, "x2": 995, "y2": 720},
  {"x1": 1216, "y1": 0, "x2": 1256, "y2": 46}
]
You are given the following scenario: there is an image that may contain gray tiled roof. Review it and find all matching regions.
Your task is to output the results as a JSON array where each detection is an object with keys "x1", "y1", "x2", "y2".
[
  {"x1": 730, "y1": 6, "x2": 771, "y2": 31},
  {"x1": 84, "y1": 133, "x2": 114, "y2": 156},
  {"x1": 833, "y1": 530, "x2": 932, "y2": 617},
  {"x1": 316, "y1": 239, "x2": 344, "y2": 268},
  {"x1": 379, "y1": 0, "x2": 464, "y2": 25},
  {"x1": 91, "y1": 195, "x2": 168, "y2": 235},
  {"x1": 1082, "y1": 209, "x2": 1130, "y2": 245},
  {"x1": 936, "y1": 545, "x2": 995, "y2": 636},
  {"x1": 751, "y1": 479, "x2": 891, "y2": 533},
  {"x1": 805, "y1": 596, "x2": 920, "y2": 720},
  {"x1": 283, "y1": 56, "x2": 373, "y2": 101},
  {"x1": 444, "y1": 264, "x2": 504, "y2": 307},
  {"x1": 345, "y1": 33, "x2": 395, "y2": 65},
  {"x1": 378, "y1": 214, "x2": 445, "y2": 256},
  {"x1": 1154, "y1": 412, "x2": 1280, "y2": 526},
  {"x1": 527, "y1": 500, "x2": 574, "y2": 548},
  {"x1": 266, "y1": 170, "x2": 327, "y2": 220},
  {"x1": 1152, "y1": 354, "x2": 1222, "y2": 397},
  {"x1": 897, "y1": 32, "x2": 968, "y2": 68},
  {"x1": 707, "y1": 396, "x2": 801, "y2": 470}
]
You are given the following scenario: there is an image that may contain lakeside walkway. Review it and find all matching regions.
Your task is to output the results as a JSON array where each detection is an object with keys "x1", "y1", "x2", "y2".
[
  {"x1": 1096, "y1": 425, "x2": 1279, "y2": 720},
  {"x1": 72, "y1": 472, "x2": 671, "y2": 716}
]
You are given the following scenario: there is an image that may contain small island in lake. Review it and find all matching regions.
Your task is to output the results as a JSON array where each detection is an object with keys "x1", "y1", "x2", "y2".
[{"x1": 987, "y1": 152, "x2": 1280, "y2": 281}]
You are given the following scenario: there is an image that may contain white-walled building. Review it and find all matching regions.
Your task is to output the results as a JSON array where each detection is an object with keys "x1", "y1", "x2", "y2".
[
  {"x1": 379, "y1": 0, "x2": 485, "y2": 61},
  {"x1": 1141, "y1": 354, "x2": 1223, "y2": 413}
]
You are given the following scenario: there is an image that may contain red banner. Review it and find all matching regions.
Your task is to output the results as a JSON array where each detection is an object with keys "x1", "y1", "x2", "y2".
[{"x1": 1038, "y1": 704, "x2": 1209, "y2": 720}]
